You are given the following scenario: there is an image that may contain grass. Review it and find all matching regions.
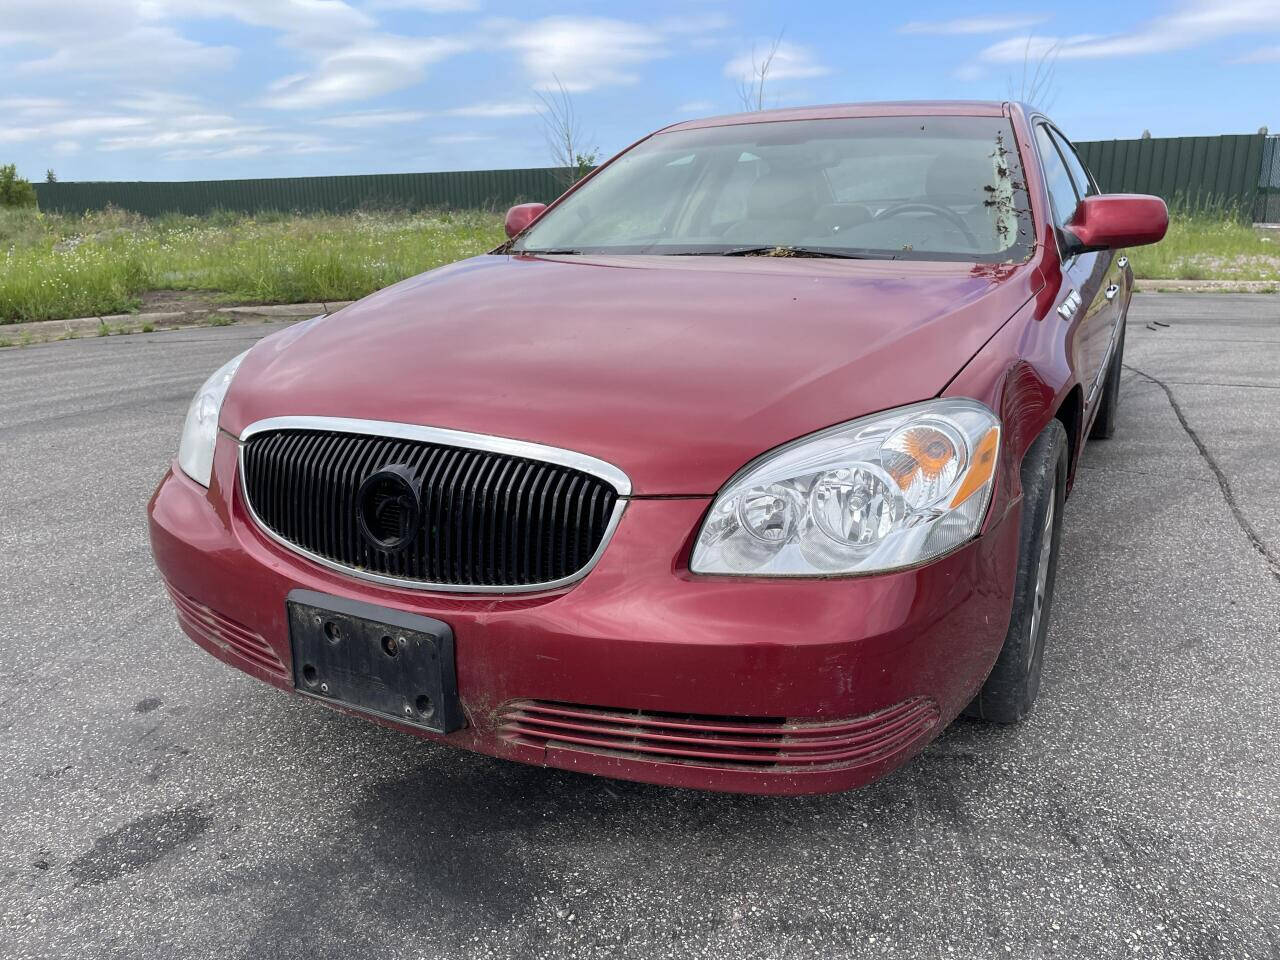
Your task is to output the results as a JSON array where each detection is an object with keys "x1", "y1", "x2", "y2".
[
  {"x1": 1126, "y1": 214, "x2": 1280, "y2": 282},
  {"x1": 2, "y1": 204, "x2": 1276, "y2": 325},
  {"x1": 1, "y1": 206, "x2": 505, "y2": 324}
]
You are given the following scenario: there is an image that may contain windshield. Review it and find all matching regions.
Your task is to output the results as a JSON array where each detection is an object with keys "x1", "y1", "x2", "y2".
[{"x1": 511, "y1": 115, "x2": 1033, "y2": 262}]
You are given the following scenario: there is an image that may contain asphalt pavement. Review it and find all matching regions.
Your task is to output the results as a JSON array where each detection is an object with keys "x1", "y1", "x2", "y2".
[{"x1": 1, "y1": 296, "x2": 1277, "y2": 960}]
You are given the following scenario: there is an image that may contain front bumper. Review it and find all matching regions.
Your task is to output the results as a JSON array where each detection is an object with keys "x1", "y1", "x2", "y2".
[{"x1": 148, "y1": 435, "x2": 1019, "y2": 795}]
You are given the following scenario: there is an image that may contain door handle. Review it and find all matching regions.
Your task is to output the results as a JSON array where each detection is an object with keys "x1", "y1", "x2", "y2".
[
  {"x1": 1104, "y1": 284, "x2": 1120, "y2": 300},
  {"x1": 1117, "y1": 256, "x2": 1129, "y2": 269}
]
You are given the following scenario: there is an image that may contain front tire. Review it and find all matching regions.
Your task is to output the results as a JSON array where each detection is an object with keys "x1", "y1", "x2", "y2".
[{"x1": 965, "y1": 419, "x2": 1068, "y2": 724}]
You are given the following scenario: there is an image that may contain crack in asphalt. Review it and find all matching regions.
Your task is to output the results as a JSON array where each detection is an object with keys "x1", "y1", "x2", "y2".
[
  {"x1": 1125, "y1": 363, "x2": 1280, "y2": 584},
  {"x1": 1141, "y1": 380, "x2": 1280, "y2": 391}
]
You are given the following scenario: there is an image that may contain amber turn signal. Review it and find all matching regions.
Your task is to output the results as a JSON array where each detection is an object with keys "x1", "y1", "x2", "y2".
[{"x1": 950, "y1": 426, "x2": 1000, "y2": 508}]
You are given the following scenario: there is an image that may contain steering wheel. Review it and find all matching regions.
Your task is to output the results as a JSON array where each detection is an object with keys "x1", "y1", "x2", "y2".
[{"x1": 873, "y1": 202, "x2": 980, "y2": 249}]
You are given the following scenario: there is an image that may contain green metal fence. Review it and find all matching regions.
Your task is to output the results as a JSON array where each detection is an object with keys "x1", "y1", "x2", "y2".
[
  {"x1": 29, "y1": 134, "x2": 1277, "y2": 222},
  {"x1": 1256, "y1": 135, "x2": 1280, "y2": 223},
  {"x1": 1074, "y1": 133, "x2": 1267, "y2": 218},
  {"x1": 33, "y1": 166, "x2": 575, "y2": 217}
]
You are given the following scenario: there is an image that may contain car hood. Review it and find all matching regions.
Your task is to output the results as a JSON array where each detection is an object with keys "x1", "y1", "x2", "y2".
[{"x1": 222, "y1": 253, "x2": 1041, "y2": 495}]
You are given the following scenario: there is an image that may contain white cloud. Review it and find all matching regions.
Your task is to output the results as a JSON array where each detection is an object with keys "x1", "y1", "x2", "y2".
[
  {"x1": 499, "y1": 17, "x2": 668, "y2": 91},
  {"x1": 1233, "y1": 44, "x2": 1280, "y2": 62},
  {"x1": 156, "y1": 0, "x2": 373, "y2": 42},
  {"x1": 0, "y1": 0, "x2": 144, "y2": 45},
  {"x1": 262, "y1": 35, "x2": 468, "y2": 108},
  {"x1": 16, "y1": 24, "x2": 235, "y2": 75},
  {"x1": 101, "y1": 124, "x2": 353, "y2": 160},
  {"x1": 369, "y1": 0, "x2": 480, "y2": 10},
  {"x1": 0, "y1": 97, "x2": 70, "y2": 113},
  {"x1": 100, "y1": 126, "x2": 263, "y2": 151},
  {"x1": 981, "y1": 0, "x2": 1280, "y2": 61},
  {"x1": 315, "y1": 109, "x2": 430, "y2": 127},
  {"x1": 212, "y1": 144, "x2": 270, "y2": 158},
  {"x1": 901, "y1": 15, "x2": 1048, "y2": 35},
  {"x1": 0, "y1": 0, "x2": 483, "y2": 171},
  {"x1": 677, "y1": 100, "x2": 716, "y2": 114},
  {"x1": 45, "y1": 116, "x2": 151, "y2": 136},
  {"x1": 0, "y1": 127, "x2": 41, "y2": 144},
  {"x1": 724, "y1": 40, "x2": 831, "y2": 82},
  {"x1": 445, "y1": 101, "x2": 540, "y2": 117}
]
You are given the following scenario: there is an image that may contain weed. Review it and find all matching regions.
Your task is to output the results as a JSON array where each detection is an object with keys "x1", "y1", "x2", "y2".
[
  {"x1": 1128, "y1": 216, "x2": 1280, "y2": 282},
  {"x1": 96, "y1": 322, "x2": 110, "y2": 337},
  {"x1": 1, "y1": 208, "x2": 503, "y2": 324},
  {"x1": 141, "y1": 322, "x2": 155, "y2": 333},
  {"x1": 208, "y1": 314, "x2": 235, "y2": 327}
]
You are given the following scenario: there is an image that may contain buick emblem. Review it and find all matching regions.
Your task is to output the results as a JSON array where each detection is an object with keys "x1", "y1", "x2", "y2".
[{"x1": 356, "y1": 466, "x2": 421, "y2": 553}]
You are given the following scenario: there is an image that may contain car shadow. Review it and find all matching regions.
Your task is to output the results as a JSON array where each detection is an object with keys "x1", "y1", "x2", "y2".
[{"x1": 244, "y1": 695, "x2": 1019, "y2": 945}]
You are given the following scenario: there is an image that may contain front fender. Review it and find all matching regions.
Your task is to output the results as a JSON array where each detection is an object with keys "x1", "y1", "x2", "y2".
[{"x1": 942, "y1": 292, "x2": 1080, "y2": 526}]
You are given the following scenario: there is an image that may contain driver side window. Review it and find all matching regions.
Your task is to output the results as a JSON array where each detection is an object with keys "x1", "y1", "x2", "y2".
[
  {"x1": 1035, "y1": 124, "x2": 1082, "y2": 232},
  {"x1": 1049, "y1": 128, "x2": 1097, "y2": 202}
]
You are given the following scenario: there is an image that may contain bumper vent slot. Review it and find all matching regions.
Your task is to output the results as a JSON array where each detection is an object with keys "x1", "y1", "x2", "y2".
[
  {"x1": 496, "y1": 697, "x2": 939, "y2": 771},
  {"x1": 165, "y1": 584, "x2": 288, "y2": 679},
  {"x1": 240, "y1": 428, "x2": 620, "y2": 590}
]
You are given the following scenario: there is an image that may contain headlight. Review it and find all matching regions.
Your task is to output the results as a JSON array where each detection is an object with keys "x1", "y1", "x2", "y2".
[
  {"x1": 177, "y1": 351, "x2": 247, "y2": 487},
  {"x1": 690, "y1": 399, "x2": 1001, "y2": 576}
]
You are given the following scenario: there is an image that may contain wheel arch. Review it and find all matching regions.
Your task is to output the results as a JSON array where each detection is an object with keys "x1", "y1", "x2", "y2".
[{"x1": 1052, "y1": 384, "x2": 1084, "y2": 495}]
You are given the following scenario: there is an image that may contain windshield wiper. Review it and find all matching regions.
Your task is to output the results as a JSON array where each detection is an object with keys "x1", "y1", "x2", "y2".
[
  {"x1": 513, "y1": 248, "x2": 583, "y2": 256},
  {"x1": 715, "y1": 245, "x2": 889, "y2": 260}
]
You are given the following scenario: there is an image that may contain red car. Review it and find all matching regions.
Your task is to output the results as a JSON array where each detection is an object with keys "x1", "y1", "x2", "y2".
[{"x1": 150, "y1": 101, "x2": 1167, "y2": 795}]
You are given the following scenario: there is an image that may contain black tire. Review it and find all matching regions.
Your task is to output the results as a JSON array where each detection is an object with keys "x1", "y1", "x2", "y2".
[
  {"x1": 964, "y1": 419, "x2": 1068, "y2": 724},
  {"x1": 1089, "y1": 320, "x2": 1126, "y2": 440}
]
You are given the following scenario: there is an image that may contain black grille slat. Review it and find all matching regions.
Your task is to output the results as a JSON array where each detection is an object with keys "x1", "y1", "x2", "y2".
[
  {"x1": 241, "y1": 429, "x2": 619, "y2": 588},
  {"x1": 520, "y1": 465, "x2": 548, "y2": 585},
  {"x1": 485, "y1": 459, "x2": 516, "y2": 586}
]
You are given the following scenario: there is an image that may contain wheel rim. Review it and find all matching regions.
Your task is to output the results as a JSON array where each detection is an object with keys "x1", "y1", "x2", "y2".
[{"x1": 1027, "y1": 492, "x2": 1056, "y2": 674}]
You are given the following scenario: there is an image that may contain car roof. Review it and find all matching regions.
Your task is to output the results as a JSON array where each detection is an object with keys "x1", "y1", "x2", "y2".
[{"x1": 664, "y1": 100, "x2": 1014, "y2": 133}]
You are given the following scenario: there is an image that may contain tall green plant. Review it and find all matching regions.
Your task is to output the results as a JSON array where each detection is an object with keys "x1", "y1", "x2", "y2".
[{"x1": 0, "y1": 165, "x2": 38, "y2": 208}]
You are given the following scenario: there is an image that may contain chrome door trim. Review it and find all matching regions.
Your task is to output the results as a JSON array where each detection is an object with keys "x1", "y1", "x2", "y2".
[
  {"x1": 235, "y1": 416, "x2": 631, "y2": 595},
  {"x1": 1087, "y1": 312, "x2": 1125, "y2": 408}
]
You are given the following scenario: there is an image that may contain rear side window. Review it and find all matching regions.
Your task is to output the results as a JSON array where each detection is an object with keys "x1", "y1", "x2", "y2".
[
  {"x1": 1034, "y1": 125, "x2": 1081, "y2": 230},
  {"x1": 1049, "y1": 128, "x2": 1096, "y2": 201}
]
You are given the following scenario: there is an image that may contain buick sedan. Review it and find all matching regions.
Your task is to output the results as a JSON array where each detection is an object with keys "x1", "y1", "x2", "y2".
[{"x1": 149, "y1": 100, "x2": 1168, "y2": 794}]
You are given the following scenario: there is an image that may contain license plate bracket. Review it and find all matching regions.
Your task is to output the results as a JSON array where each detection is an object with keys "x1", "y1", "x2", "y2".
[{"x1": 286, "y1": 589, "x2": 464, "y2": 734}]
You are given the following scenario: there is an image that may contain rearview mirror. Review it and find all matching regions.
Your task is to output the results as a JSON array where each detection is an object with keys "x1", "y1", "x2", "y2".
[
  {"x1": 505, "y1": 202, "x2": 547, "y2": 239},
  {"x1": 1064, "y1": 194, "x2": 1168, "y2": 253}
]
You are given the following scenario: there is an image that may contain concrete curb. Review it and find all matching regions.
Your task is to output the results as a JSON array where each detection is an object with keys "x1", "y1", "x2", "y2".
[
  {"x1": 1, "y1": 300, "x2": 355, "y2": 346},
  {"x1": 221, "y1": 301, "x2": 354, "y2": 318}
]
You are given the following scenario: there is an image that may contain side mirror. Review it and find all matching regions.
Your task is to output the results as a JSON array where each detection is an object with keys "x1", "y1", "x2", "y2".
[
  {"x1": 1064, "y1": 194, "x2": 1168, "y2": 253},
  {"x1": 505, "y1": 202, "x2": 547, "y2": 239}
]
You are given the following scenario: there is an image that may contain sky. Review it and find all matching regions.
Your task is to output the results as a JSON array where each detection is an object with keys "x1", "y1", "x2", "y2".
[{"x1": 2, "y1": 0, "x2": 1278, "y2": 183}]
